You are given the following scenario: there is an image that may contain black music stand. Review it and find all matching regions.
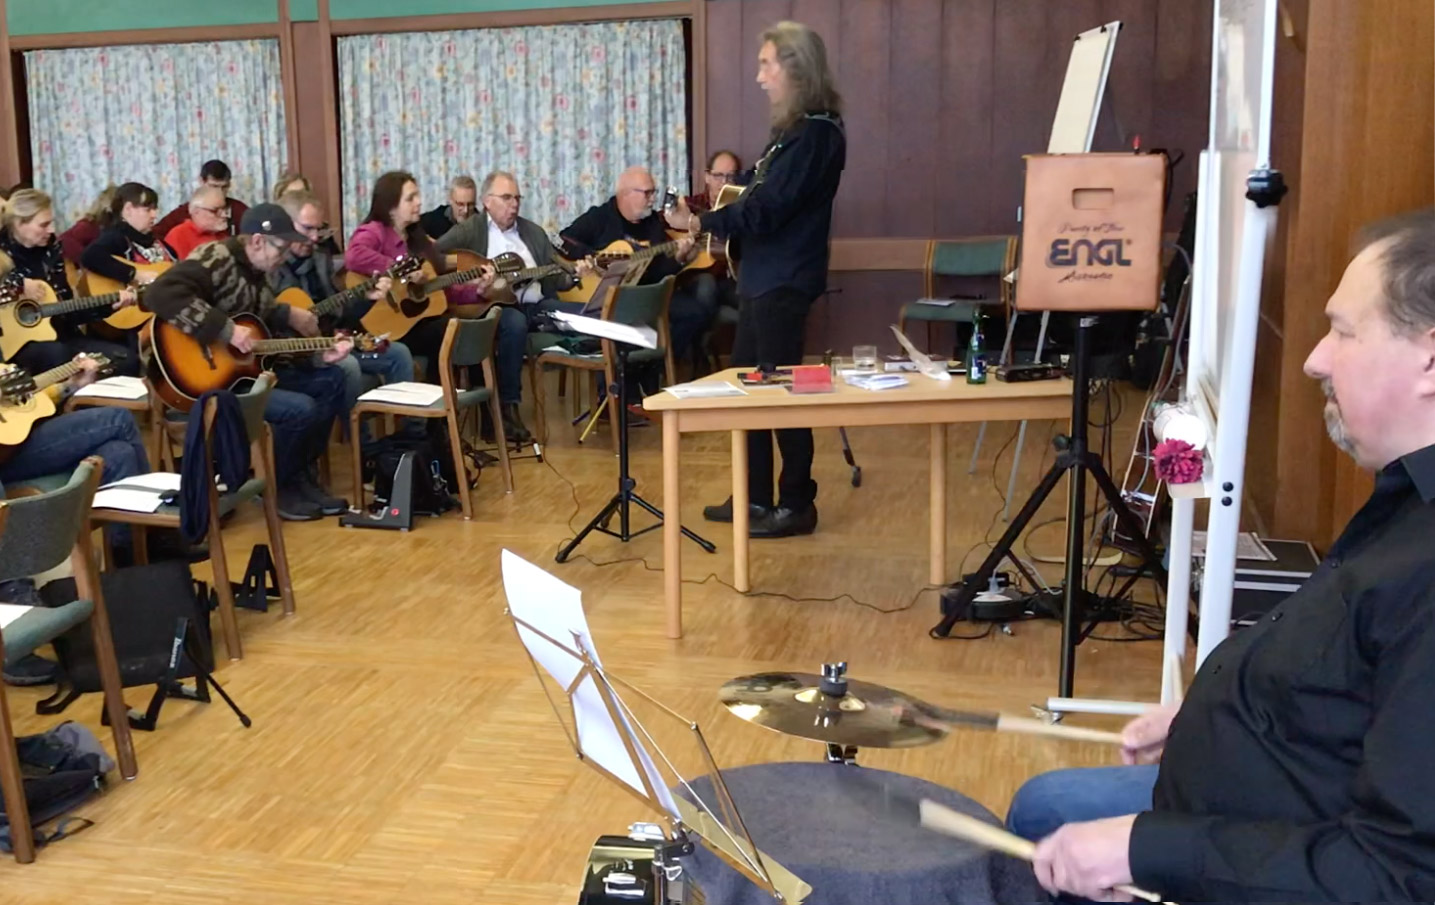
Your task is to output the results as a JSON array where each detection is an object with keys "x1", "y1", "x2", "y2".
[{"x1": 551, "y1": 313, "x2": 715, "y2": 563}]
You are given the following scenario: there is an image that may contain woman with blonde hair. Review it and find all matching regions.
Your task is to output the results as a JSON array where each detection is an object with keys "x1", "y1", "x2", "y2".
[
  {"x1": 665, "y1": 20, "x2": 845, "y2": 538},
  {"x1": 0, "y1": 189, "x2": 139, "y2": 374},
  {"x1": 272, "y1": 170, "x2": 311, "y2": 201},
  {"x1": 59, "y1": 182, "x2": 117, "y2": 264}
]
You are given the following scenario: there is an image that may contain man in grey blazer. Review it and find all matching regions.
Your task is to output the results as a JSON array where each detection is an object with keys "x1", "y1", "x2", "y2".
[{"x1": 435, "y1": 170, "x2": 588, "y2": 443}]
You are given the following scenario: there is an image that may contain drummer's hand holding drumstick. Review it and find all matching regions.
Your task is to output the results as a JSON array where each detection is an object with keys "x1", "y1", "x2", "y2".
[{"x1": 1028, "y1": 703, "x2": 1183, "y2": 902}]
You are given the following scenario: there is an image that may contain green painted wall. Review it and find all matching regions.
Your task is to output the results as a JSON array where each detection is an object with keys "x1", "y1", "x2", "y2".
[
  {"x1": 6, "y1": 0, "x2": 675, "y2": 36},
  {"x1": 7, "y1": 0, "x2": 280, "y2": 36}
]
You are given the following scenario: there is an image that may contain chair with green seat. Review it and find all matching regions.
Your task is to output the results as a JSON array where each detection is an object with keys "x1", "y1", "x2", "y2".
[
  {"x1": 897, "y1": 236, "x2": 1017, "y2": 352},
  {"x1": 531, "y1": 275, "x2": 677, "y2": 453},
  {"x1": 0, "y1": 461, "x2": 138, "y2": 863},
  {"x1": 350, "y1": 309, "x2": 512, "y2": 521},
  {"x1": 89, "y1": 372, "x2": 294, "y2": 662}
]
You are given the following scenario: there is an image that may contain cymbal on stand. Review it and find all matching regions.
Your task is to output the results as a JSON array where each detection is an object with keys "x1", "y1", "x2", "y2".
[{"x1": 719, "y1": 668, "x2": 947, "y2": 749}]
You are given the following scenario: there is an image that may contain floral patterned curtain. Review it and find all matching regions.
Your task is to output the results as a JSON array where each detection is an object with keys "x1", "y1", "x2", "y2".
[
  {"x1": 25, "y1": 40, "x2": 288, "y2": 227},
  {"x1": 337, "y1": 19, "x2": 688, "y2": 240}
]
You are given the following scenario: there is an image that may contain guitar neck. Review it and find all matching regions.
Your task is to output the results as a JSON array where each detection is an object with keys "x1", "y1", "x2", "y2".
[
  {"x1": 312, "y1": 275, "x2": 379, "y2": 318},
  {"x1": 40, "y1": 291, "x2": 128, "y2": 318},
  {"x1": 32, "y1": 359, "x2": 85, "y2": 390},
  {"x1": 251, "y1": 336, "x2": 341, "y2": 355},
  {"x1": 507, "y1": 263, "x2": 566, "y2": 283},
  {"x1": 424, "y1": 265, "x2": 489, "y2": 294},
  {"x1": 601, "y1": 234, "x2": 705, "y2": 266}
]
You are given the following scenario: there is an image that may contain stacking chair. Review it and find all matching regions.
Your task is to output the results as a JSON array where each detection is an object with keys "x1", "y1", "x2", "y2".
[
  {"x1": 350, "y1": 309, "x2": 512, "y2": 521},
  {"x1": 530, "y1": 275, "x2": 677, "y2": 453},
  {"x1": 0, "y1": 461, "x2": 138, "y2": 863},
  {"x1": 89, "y1": 373, "x2": 294, "y2": 661},
  {"x1": 896, "y1": 236, "x2": 1017, "y2": 350}
]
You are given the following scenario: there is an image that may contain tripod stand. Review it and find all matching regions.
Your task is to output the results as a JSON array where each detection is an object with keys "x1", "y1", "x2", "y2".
[
  {"x1": 557, "y1": 340, "x2": 715, "y2": 562},
  {"x1": 929, "y1": 315, "x2": 1167, "y2": 697}
]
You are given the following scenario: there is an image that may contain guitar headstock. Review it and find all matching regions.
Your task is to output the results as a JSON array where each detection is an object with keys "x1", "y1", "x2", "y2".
[
  {"x1": 0, "y1": 363, "x2": 37, "y2": 402},
  {"x1": 492, "y1": 251, "x2": 525, "y2": 275},
  {"x1": 0, "y1": 281, "x2": 20, "y2": 305},
  {"x1": 388, "y1": 256, "x2": 424, "y2": 281}
]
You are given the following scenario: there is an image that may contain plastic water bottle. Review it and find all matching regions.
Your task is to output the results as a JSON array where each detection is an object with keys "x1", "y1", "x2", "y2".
[{"x1": 967, "y1": 311, "x2": 987, "y2": 385}]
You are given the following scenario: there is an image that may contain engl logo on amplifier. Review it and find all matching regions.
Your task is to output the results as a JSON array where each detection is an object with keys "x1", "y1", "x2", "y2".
[{"x1": 1047, "y1": 238, "x2": 1134, "y2": 268}]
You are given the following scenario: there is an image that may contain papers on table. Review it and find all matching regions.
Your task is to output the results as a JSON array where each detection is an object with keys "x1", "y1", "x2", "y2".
[
  {"x1": 501, "y1": 550, "x2": 680, "y2": 821},
  {"x1": 0, "y1": 604, "x2": 33, "y2": 630},
  {"x1": 92, "y1": 471, "x2": 182, "y2": 513},
  {"x1": 844, "y1": 373, "x2": 910, "y2": 391},
  {"x1": 665, "y1": 381, "x2": 747, "y2": 400},
  {"x1": 72, "y1": 375, "x2": 147, "y2": 400},
  {"x1": 913, "y1": 297, "x2": 957, "y2": 307},
  {"x1": 356, "y1": 381, "x2": 445, "y2": 406},
  {"x1": 550, "y1": 311, "x2": 657, "y2": 349}
]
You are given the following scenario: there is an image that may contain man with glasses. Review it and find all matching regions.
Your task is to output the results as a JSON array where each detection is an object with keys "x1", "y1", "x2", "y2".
[
  {"x1": 561, "y1": 166, "x2": 717, "y2": 376},
  {"x1": 271, "y1": 189, "x2": 420, "y2": 454},
  {"x1": 420, "y1": 175, "x2": 478, "y2": 241},
  {"x1": 162, "y1": 185, "x2": 233, "y2": 259},
  {"x1": 154, "y1": 158, "x2": 249, "y2": 239},
  {"x1": 146, "y1": 203, "x2": 353, "y2": 521},
  {"x1": 435, "y1": 170, "x2": 591, "y2": 443},
  {"x1": 686, "y1": 150, "x2": 744, "y2": 214}
]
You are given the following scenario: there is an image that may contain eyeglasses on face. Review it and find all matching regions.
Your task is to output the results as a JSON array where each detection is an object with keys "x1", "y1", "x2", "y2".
[
  {"x1": 708, "y1": 171, "x2": 738, "y2": 182},
  {"x1": 196, "y1": 205, "x2": 231, "y2": 218}
]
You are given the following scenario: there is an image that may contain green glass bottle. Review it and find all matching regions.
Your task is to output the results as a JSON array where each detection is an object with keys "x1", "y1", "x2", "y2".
[{"x1": 967, "y1": 310, "x2": 988, "y2": 384}]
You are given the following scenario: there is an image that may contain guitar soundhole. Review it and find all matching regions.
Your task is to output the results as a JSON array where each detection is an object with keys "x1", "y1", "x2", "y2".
[{"x1": 14, "y1": 301, "x2": 42, "y2": 328}]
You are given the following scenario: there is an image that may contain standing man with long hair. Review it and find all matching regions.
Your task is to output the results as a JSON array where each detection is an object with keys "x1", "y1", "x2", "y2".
[{"x1": 667, "y1": 21, "x2": 845, "y2": 537}]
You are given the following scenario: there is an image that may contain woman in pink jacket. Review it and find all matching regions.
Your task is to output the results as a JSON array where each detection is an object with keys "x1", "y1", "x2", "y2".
[{"x1": 345, "y1": 170, "x2": 495, "y2": 382}]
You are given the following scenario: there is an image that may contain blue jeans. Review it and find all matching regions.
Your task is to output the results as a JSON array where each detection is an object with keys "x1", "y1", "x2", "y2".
[
  {"x1": 1007, "y1": 765, "x2": 1159, "y2": 842},
  {"x1": 497, "y1": 300, "x2": 586, "y2": 405},
  {"x1": 0, "y1": 406, "x2": 150, "y2": 552},
  {"x1": 335, "y1": 343, "x2": 419, "y2": 444},
  {"x1": 266, "y1": 364, "x2": 348, "y2": 487}
]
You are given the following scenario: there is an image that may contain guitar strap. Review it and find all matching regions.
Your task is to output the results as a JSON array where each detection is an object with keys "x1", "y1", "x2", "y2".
[{"x1": 740, "y1": 112, "x2": 846, "y2": 203}]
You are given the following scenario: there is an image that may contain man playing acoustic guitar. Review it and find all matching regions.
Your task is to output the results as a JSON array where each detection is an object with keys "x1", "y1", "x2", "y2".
[{"x1": 146, "y1": 203, "x2": 353, "y2": 521}]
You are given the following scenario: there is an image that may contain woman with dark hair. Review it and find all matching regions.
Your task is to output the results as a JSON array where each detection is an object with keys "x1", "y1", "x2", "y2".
[
  {"x1": 345, "y1": 171, "x2": 496, "y2": 383},
  {"x1": 79, "y1": 181, "x2": 174, "y2": 286}
]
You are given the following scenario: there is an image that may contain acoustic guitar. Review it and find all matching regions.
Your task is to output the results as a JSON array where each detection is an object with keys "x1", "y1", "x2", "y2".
[
  {"x1": 79, "y1": 257, "x2": 171, "y2": 330},
  {"x1": 147, "y1": 312, "x2": 378, "y2": 411},
  {"x1": 0, "y1": 283, "x2": 151, "y2": 360},
  {"x1": 557, "y1": 234, "x2": 711, "y2": 307},
  {"x1": 0, "y1": 354, "x2": 112, "y2": 447},
  {"x1": 279, "y1": 256, "x2": 422, "y2": 320},
  {"x1": 349, "y1": 253, "x2": 523, "y2": 339},
  {"x1": 710, "y1": 183, "x2": 744, "y2": 279},
  {"x1": 451, "y1": 249, "x2": 574, "y2": 310}
]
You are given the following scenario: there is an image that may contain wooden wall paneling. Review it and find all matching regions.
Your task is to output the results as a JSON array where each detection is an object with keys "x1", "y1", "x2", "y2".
[
  {"x1": 291, "y1": 22, "x2": 334, "y2": 207},
  {"x1": 1095, "y1": 0, "x2": 1155, "y2": 155},
  {"x1": 0, "y1": 0, "x2": 21, "y2": 188},
  {"x1": 831, "y1": 0, "x2": 890, "y2": 238},
  {"x1": 1245, "y1": 0, "x2": 1308, "y2": 532},
  {"x1": 703, "y1": 0, "x2": 746, "y2": 173},
  {"x1": 884, "y1": 0, "x2": 940, "y2": 239},
  {"x1": 690, "y1": 1, "x2": 707, "y2": 191},
  {"x1": 1149, "y1": 0, "x2": 1212, "y2": 229},
  {"x1": 278, "y1": 0, "x2": 302, "y2": 171},
  {"x1": 934, "y1": 0, "x2": 994, "y2": 238},
  {"x1": 7, "y1": 23, "x2": 282, "y2": 50},
  {"x1": 738, "y1": 1, "x2": 792, "y2": 162},
  {"x1": 317, "y1": 0, "x2": 342, "y2": 223},
  {"x1": 988, "y1": 0, "x2": 1050, "y2": 235}
]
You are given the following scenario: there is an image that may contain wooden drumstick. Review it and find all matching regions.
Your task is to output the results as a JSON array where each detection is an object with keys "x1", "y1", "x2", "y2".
[
  {"x1": 918, "y1": 800, "x2": 1175, "y2": 905},
  {"x1": 908, "y1": 702, "x2": 1126, "y2": 746}
]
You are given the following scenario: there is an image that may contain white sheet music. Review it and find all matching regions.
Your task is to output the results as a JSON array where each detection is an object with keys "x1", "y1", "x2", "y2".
[
  {"x1": 0, "y1": 604, "x2": 33, "y2": 630},
  {"x1": 73, "y1": 375, "x2": 148, "y2": 400},
  {"x1": 501, "y1": 551, "x2": 680, "y2": 820},
  {"x1": 550, "y1": 311, "x2": 657, "y2": 349}
]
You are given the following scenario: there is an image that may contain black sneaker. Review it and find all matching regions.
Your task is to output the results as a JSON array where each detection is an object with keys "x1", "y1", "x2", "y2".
[
  {"x1": 4, "y1": 653, "x2": 59, "y2": 687},
  {"x1": 749, "y1": 504, "x2": 818, "y2": 538},
  {"x1": 702, "y1": 496, "x2": 773, "y2": 523},
  {"x1": 277, "y1": 486, "x2": 324, "y2": 521},
  {"x1": 298, "y1": 474, "x2": 349, "y2": 516}
]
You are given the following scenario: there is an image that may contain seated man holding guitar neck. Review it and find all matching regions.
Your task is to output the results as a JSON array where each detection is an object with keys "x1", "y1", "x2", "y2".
[
  {"x1": 561, "y1": 166, "x2": 715, "y2": 371},
  {"x1": 0, "y1": 189, "x2": 140, "y2": 376},
  {"x1": 434, "y1": 170, "x2": 594, "y2": 440},
  {"x1": 272, "y1": 189, "x2": 417, "y2": 452},
  {"x1": 145, "y1": 204, "x2": 352, "y2": 522}
]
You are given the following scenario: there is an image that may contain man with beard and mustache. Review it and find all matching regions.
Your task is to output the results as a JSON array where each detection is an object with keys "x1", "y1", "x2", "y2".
[{"x1": 1000, "y1": 208, "x2": 1435, "y2": 903}]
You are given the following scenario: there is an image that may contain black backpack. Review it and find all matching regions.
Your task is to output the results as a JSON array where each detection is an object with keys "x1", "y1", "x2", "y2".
[{"x1": 0, "y1": 722, "x2": 112, "y2": 852}]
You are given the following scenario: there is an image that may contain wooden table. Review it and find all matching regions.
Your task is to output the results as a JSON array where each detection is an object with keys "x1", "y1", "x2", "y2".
[{"x1": 643, "y1": 368, "x2": 1073, "y2": 638}]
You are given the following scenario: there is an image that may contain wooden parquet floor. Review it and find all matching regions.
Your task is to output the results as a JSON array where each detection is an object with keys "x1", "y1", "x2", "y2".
[{"x1": 2, "y1": 385, "x2": 1162, "y2": 903}]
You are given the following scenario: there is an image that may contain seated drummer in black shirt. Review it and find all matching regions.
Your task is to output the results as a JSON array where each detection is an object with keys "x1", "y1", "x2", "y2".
[
  {"x1": 1006, "y1": 208, "x2": 1435, "y2": 903},
  {"x1": 560, "y1": 166, "x2": 714, "y2": 370}
]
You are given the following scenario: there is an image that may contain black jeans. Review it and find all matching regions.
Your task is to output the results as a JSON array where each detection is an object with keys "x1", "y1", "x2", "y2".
[{"x1": 730, "y1": 287, "x2": 816, "y2": 510}]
